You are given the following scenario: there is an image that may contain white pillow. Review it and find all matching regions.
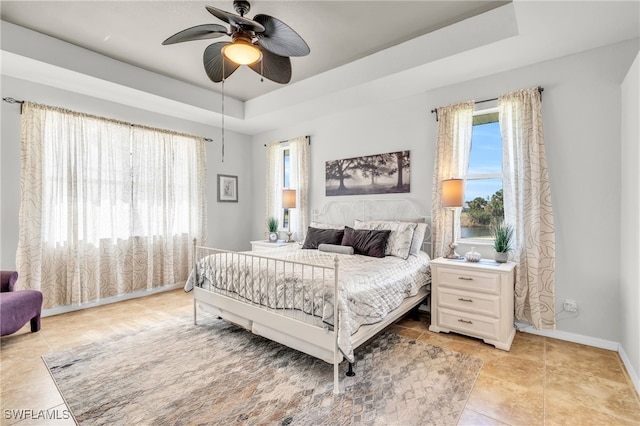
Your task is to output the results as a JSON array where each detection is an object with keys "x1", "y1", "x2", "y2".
[
  {"x1": 353, "y1": 219, "x2": 416, "y2": 260},
  {"x1": 409, "y1": 222, "x2": 428, "y2": 256}
]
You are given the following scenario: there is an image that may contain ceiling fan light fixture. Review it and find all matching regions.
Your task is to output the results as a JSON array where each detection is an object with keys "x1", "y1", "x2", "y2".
[
  {"x1": 164, "y1": 1, "x2": 309, "y2": 84},
  {"x1": 222, "y1": 37, "x2": 262, "y2": 65}
]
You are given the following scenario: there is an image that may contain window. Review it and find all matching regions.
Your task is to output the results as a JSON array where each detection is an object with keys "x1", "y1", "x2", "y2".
[
  {"x1": 18, "y1": 102, "x2": 207, "y2": 308},
  {"x1": 461, "y1": 108, "x2": 504, "y2": 240},
  {"x1": 282, "y1": 148, "x2": 291, "y2": 229},
  {"x1": 265, "y1": 135, "x2": 308, "y2": 242}
]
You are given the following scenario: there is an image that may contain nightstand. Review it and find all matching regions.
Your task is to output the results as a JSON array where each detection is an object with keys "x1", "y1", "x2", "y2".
[
  {"x1": 429, "y1": 257, "x2": 516, "y2": 351},
  {"x1": 250, "y1": 240, "x2": 290, "y2": 251}
]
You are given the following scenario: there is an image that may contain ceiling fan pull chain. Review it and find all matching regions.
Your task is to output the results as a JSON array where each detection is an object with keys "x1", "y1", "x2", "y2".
[{"x1": 221, "y1": 62, "x2": 225, "y2": 163}]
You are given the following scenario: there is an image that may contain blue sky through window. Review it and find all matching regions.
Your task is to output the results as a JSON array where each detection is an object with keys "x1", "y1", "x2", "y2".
[
  {"x1": 466, "y1": 121, "x2": 502, "y2": 202},
  {"x1": 283, "y1": 149, "x2": 290, "y2": 188}
]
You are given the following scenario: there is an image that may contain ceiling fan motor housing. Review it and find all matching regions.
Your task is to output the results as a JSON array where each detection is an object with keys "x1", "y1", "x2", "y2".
[{"x1": 233, "y1": 0, "x2": 251, "y2": 17}]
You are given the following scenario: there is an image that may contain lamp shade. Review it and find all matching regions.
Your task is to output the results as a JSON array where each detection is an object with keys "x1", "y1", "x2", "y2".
[
  {"x1": 282, "y1": 189, "x2": 297, "y2": 209},
  {"x1": 441, "y1": 179, "x2": 464, "y2": 208}
]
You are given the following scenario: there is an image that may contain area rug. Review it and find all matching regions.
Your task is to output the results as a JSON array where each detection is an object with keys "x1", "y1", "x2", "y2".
[{"x1": 43, "y1": 315, "x2": 483, "y2": 425}]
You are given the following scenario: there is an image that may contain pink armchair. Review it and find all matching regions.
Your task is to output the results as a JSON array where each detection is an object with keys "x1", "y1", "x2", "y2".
[{"x1": 0, "y1": 271, "x2": 43, "y2": 336}]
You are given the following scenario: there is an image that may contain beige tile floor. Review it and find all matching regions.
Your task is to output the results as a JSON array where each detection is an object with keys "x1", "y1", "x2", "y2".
[{"x1": 1, "y1": 289, "x2": 639, "y2": 425}]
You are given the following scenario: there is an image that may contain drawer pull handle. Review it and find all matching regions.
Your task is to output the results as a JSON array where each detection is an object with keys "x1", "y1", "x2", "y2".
[
  {"x1": 458, "y1": 276, "x2": 473, "y2": 281},
  {"x1": 458, "y1": 297, "x2": 473, "y2": 303},
  {"x1": 458, "y1": 319, "x2": 473, "y2": 324}
]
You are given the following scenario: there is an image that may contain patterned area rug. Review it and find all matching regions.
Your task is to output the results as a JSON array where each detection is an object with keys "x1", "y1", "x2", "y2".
[{"x1": 43, "y1": 316, "x2": 483, "y2": 425}]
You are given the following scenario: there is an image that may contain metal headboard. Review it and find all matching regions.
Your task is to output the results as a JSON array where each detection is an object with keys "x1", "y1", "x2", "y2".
[{"x1": 312, "y1": 198, "x2": 433, "y2": 258}]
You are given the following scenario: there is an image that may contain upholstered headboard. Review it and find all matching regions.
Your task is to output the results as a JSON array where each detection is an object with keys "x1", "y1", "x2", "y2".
[{"x1": 312, "y1": 199, "x2": 432, "y2": 257}]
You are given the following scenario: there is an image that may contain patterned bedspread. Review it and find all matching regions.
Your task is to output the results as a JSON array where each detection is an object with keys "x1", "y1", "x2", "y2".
[{"x1": 185, "y1": 246, "x2": 431, "y2": 361}]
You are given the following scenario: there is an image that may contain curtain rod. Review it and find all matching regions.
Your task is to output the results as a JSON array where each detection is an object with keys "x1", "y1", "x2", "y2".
[
  {"x1": 3, "y1": 97, "x2": 23, "y2": 104},
  {"x1": 3, "y1": 97, "x2": 24, "y2": 114},
  {"x1": 430, "y1": 86, "x2": 544, "y2": 121},
  {"x1": 3, "y1": 97, "x2": 214, "y2": 142},
  {"x1": 264, "y1": 135, "x2": 310, "y2": 147}
]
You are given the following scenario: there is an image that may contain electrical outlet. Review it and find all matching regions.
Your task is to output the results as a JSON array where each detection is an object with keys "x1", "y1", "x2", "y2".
[{"x1": 563, "y1": 299, "x2": 578, "y2": 313}]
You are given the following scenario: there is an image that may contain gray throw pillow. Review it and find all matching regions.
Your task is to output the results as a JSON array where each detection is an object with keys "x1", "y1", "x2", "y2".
[
  {"x1": 318, "y1": 244, "x2": 354, "y2": 255},
  {"x1": 341, "y1": 226, "x2": 390, "y2": 258},
  {"x1": 302, "y1": 226, "x2": 345, "y2": 249}
]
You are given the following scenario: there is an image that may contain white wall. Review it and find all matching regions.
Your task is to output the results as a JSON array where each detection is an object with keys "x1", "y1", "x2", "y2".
[
  {"x1": 249, "y1": 92, "x2": 433, "y2": 245},
  {"x1": 620, "y1": 52, "x2": 640, "y2": 382},
  {"x1": 251, "y1": 39, "x2": 640, "y2": 344},
  {"x1": 0, "y1": 75, "x2": 253, "y2": 270}
]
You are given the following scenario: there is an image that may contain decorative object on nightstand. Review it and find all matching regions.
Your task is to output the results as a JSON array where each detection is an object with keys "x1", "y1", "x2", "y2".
[
  {"x1": 493, "y1": 221, "x2": 514, "y2": 263},
  {"x1": 441, "y1": 178, "x2": 464, "y2": 259},
  {"x1": 429, "y1": 257, "x2": 516, "y2": 350},
  {"x1": 282, "y1": 189, "x2": 296, "y2": 243},
  {"x1": 464, "y1": 247, "x2": 481, "y2": 262},
  {"x1": 267, "y1": 217, "x2": 279, "y2": 242}
]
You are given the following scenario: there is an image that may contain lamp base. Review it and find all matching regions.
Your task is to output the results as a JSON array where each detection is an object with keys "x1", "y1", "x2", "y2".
[{"x1": 286, "y1": 231, "x2": 293, "y2": 243}]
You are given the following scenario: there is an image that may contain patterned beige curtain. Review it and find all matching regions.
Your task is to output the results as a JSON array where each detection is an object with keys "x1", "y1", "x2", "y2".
[
  {"x1": 431, "y1": 102, "x2": 474, "y2": 258},
  {"x1": 265, "y1": 136, "x2": 309, "y2": 241},
  {"x1": 288, "y1": 136, "x2": 310, "y2": 240},
  {"x1": 499, "y1": 88, "x2": 556, "y2": 329},
  {"x1": 17, "y1": 102, "x2": 206, "y2": 309},
  {"x1": 265, "y1": 141, "x2": 284, "y2": 239}
]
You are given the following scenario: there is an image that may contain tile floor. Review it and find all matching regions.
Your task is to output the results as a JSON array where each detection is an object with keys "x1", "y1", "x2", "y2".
[{"x1": 1, "y1": 289, "x2": 638, "y2": 425}]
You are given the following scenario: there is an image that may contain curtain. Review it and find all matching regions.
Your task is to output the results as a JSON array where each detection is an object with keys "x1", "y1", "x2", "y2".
[
  {"x1": 265, "y1": 141, "x2": 284, "y2": 239},
  {"x1": 16, "y1": 102, "x2": 206, "y2": 309},
  {"x1": 499, "y1": 88, "x2": 556, "y2": 329},
  {"x1": 265, "y1": 136, "x2": 309, "y2": 242},
  {"x1": 431, "y1": 102, "x2": 474, "y2": 258},
  {"x1": 130, "y1": 127, "x2": 207, "y2": 291},
  {"x1": 288, "y1": 136, "x2": 310, "y2": 240}
]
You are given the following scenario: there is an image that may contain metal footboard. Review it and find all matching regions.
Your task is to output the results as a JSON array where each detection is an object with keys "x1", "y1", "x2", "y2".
[{"x1": 191, "y1": 239, "x2": 342, "y2": 393}]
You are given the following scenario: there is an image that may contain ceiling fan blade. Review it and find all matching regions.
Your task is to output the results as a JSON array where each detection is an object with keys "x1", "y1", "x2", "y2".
[
  {"x1": 203, "y1": 42, "x2": 240, "y2": 83},
  {"x1": 162, "y1": 24, "x2": 228, "y2": 45},
  {"x1": 253, "y1": 14, "x2": 310, "y2": 57},
  {"x1": 205, "y1": 6, "x2": 265, "y2": 32},
  {"x1": 248, "y1": 48, "x2": 292, "y2": 84}
]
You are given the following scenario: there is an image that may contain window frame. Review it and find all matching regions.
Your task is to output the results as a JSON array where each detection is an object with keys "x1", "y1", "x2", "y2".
[{"x1": 460, "y1": 105, "x2": 503, "y2": 245}]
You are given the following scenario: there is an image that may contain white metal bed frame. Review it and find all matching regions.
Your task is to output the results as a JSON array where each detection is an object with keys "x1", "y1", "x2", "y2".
[{"x1": 191, "y1": 199, "x2": 432, "y2": 394}]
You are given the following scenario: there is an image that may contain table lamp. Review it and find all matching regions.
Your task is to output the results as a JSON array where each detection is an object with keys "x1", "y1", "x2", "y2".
[
  {"x1": 282, "y1": 189, "x2": 296, "y2": 242},
  {"x1": 441, "y1": 178, "x2": 464, "y2": 259}
]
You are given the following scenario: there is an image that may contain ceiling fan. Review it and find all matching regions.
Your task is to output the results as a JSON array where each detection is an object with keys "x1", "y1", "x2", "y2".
[{"x1": 162, "y1": 0, "x2": 310, "y2": 84}]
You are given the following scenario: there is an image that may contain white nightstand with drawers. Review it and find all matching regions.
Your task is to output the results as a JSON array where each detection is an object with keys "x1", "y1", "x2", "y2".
[{"x1": 429, "y1": 257, "x2": 516, "y2": 351}]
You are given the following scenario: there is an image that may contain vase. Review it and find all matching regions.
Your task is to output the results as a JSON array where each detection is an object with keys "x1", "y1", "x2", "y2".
[
  {"x1": 495, "y1": 252, "x2": 508, "y2": 263},
  {"x1": 464, "y1": 247, "x2": 481, "y2": 262},
  {"x1": 269, "y1": 232, "x2": 278, "y2": 242}
]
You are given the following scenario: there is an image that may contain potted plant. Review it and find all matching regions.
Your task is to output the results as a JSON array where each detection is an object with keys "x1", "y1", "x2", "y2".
[
  {"x1": 266, "y1": 217, "x2": 279, "y2": 242},
  {"x1": 493, "y1": 222, "x2": 514, "y2": 263}
]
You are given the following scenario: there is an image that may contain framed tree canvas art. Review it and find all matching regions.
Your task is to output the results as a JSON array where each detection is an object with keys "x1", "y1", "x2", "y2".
[
  {"x1": 217, "y1": 174, "x2": 238, "y2": 202},
  {"x1": 325, "y1": 151, "x2": 410, "y2": 196}
]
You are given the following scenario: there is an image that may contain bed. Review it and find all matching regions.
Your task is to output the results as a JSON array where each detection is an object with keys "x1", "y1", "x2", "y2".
[{"x1": 186, "y1": 199, "x2": 432, "y2": 393}]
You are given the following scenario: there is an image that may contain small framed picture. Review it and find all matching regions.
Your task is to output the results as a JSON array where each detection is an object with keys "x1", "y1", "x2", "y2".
[{"x1": 217, "y1": 174, "x2": 238, "y2": 202}]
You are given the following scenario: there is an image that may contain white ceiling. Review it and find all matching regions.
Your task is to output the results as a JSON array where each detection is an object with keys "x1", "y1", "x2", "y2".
[
  {"x1": 1, "y1": 1, "x2": 639, "y2": 135},
  {"x1": 0, "y1": 0, "x2": 508, "y2": 102}
]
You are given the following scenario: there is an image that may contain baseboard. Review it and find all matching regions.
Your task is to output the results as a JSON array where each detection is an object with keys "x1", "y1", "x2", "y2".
[
  {"x1": 515, "y1": 321, "x2": 619, "y2": 350},
  {"x1": 41, "y1": 282, "x2": 184, "y2": 317},
  {"x1": 618, "y1": 344, "x2": 640, "y2": 396},
  {"x1": 515, "y1": 320, "x2": 640, "y2": 396}
]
